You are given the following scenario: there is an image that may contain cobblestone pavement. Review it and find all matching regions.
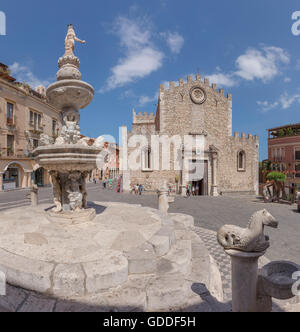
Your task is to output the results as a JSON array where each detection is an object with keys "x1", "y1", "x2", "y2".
[{"x1": 193, "y1": 227, "x2": 232, "y2": 302}]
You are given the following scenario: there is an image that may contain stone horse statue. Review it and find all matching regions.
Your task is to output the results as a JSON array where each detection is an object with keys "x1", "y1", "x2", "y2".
[{"x1": 217, "y1": 209, "x2": 278, "y2": 252}]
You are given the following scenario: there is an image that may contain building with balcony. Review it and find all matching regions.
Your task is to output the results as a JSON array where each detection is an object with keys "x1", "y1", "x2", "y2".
[
  {"x1": 90, "y1": 141, "x2": 120, "y2": 181},
  {"x1": 268, "y1": 123, "x2": 300, "y2": 188},
  {"x1": 0, "y1": 62, "x2": 62, "y2": 191}
]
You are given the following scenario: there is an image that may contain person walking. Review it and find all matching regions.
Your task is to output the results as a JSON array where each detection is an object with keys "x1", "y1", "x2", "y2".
[
  {"x1": 192, "y1": 185, "x2": 196, "y2": 196},
  {"x1": 195, "y1": 183, "x2": 199, "y2": 196},
  {"x1": 138, "y1": 184, "x2": 143, "y2": 196},
  {"x1": 186, "y1": 183, "x2": 191, "y2": 198},
  {"x1": 135, "y1": 184, "x2": 139, "y2": 195}
]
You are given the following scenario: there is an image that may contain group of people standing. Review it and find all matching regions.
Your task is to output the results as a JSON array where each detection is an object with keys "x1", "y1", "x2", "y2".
[
  {"x1": 132, "y1": 184, "x2": 144, "y2": 196},
  {"x1": 186, "y1": 183, "x2": 200, "y2": 197},
  {"x1": 101, "y1": 176, "x2": 123, "y2": 193}
]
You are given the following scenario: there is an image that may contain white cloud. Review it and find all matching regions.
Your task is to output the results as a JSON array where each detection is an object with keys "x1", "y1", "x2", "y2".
[
  {"x1": 164, "y1": 32, "x2": 184, "y2": 54},
  {"x1": 137, "y1": 92, "x2": 159, "y2": 106},
  {"x1": 279, "y1": 92, "x2": 300, "y2": 109},
  {"x1": 257, "y1": 100, "x2": 279, "y2": 112},
  {"x1": 257, "y1": 91, "x2": 300, "y2": 112},
  {"x1": 296, "y1": 59, "x2": 300, "y2": 70},
  {"x1": 205, "y1": 46, "x2": 290, "y2": 89},
  {"x1": 284, "y1": 77, "x2": 291, "y2": 83},
  {"x1": 101, "y1": 16, "x2": 164, "y2": 92},
  {"x1": 205, "y1": 73, "x2": 237, "y2": 88},
  {"x1": 9, "y1": 62, "x2": 50, "y2": 89},
  {"x1": 235, "y1": 46, "x2": 290, "y2": 82}
]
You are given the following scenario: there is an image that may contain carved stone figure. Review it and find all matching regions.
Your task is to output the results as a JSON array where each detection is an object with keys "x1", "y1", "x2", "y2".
[
  {"x1": 217, "y1": 209, "x2": 278, "y2": 252},
  {"x1": 66, "y1": 171, "x2": 83, "y2": 211},
  {"x1": 68, "y1": 191, "x2": 83, "y2": 211},
  {"x1": 79, "y1": 172, "x2": 88, "y2": 208},
  {"x1": 78, "y1": 137, "x2": 90, "y2": 146},
  {"x1": 64, "y1": 24, "x2": 86, "y2": 57},
  {"x1": 56, "y1": 120, "x2": 81, "y2": 145},
  {"x1": 39, "y1": 134, "x2": 54, "y2": 146},
  {"x1": 50, "y1": 171, "x2": 62, "y2": 212},
  {"x1": 94, "y1": 136, "x2": 105, "y2": 149}
]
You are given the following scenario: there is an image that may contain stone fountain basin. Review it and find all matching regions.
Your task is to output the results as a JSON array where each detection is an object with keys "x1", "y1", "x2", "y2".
[
  {"x1": 260, "y1": 261, "x2": 300, "y2": 300},
  {"x1": 0, "y1": 202, "x2": 195, "y2": 299},
  {"x1": 34, "y1": 144, "x2": 101, "y2": 172},
  {"x1": 46, "y1": 79, "x2": 94, "y2": 110}
]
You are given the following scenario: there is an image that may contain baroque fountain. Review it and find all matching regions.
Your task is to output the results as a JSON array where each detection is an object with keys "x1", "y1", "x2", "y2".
[
  {"x1": 34, "y1": 24, "x2": 103, "y2": 223},
  {"x1": 0, "y1": 25, "x2": 219, "y2": 312}
]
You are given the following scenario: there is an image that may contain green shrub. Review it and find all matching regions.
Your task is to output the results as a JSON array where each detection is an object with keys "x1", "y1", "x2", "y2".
[
  {"x1": 266, "y1": 171, "x2": 286, "y2": 183},
  {"x1": 286, "y1": 127, "x2": 294, "y2": 136}
]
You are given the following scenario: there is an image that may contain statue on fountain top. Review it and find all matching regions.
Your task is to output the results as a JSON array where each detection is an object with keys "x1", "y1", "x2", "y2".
[{"x1": 64, "y1": 24, "x2": 86, "y2": 57}]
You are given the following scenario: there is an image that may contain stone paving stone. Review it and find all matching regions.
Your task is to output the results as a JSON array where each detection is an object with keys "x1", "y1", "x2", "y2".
[
  {"x1": 17, "y1": 294, "x2": 56, "y2": 312},
  {"x1": 0, "y1": 284, "x2": 29, "y2": 312}
]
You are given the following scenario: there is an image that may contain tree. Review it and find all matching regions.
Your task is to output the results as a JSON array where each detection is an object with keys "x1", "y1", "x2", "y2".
[
  {"x1": 266, "y1": 171, "x2": 286, "y2": 183},
  {"x1": 266, "y1": 172, "x2": 286, "y2": 201}
]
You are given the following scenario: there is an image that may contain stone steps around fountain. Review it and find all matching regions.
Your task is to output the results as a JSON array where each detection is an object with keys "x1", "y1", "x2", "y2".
[{"x1": 0, "y1": 229, "x2": 225, "y2": 312}]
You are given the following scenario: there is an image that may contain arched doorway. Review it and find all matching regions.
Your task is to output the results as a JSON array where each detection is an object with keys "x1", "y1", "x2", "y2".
[
  {"x1": 34, "y1": 168, "x2": 44, "y2": 187},
  {"x1": 2, "y1": 162, "x2": 24, "y2": 190}
]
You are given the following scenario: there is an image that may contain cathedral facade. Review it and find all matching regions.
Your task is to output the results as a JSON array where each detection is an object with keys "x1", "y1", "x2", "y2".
[{"x1": 123, "y1": 74, "x2": 259, "y2": 196}]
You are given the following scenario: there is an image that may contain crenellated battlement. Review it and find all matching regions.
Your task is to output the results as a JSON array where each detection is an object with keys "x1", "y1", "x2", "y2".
[
  {"x1": 132, "y1": 109, "x2": 155, "y2": 124},
  {"x1": 232, "y1": 132, "x2": 259, "y2": 142},
  {"x1": 159, "y1": 74, "x2": 232, "y2": 100}
]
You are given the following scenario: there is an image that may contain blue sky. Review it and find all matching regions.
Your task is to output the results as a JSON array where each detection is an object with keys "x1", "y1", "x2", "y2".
[{"x1": 1, "y1": 0, "x2": 300, "y2": 160}]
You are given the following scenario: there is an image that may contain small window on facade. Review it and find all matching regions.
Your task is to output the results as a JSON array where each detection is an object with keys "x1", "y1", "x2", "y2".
[
  {"x1": 38, "y1": 114, "x2": 42, "y2": 128},
  {"x1": 142, "y1": 148, "x2": 152, "y2": 170},
  {"x1": 33, "y1": 112, "x2": 38, "y2": 130},
  {"x1": 30, "y1": 111, "x2": 33, "y2": 124},
  {"x1": 7, "y1": 102, "x2": 14, "y2": 124},
  {"x1": 295, "y1": 150, "x2": 300, "y2": 161},
  {"x1": 237, "y1": 150, "x2": 246, "y2": 171},
  {"x1": 7, "y1": 135, "x2": 14, "y2": 156},
  {"x1": 295, "y1": 164, "x2": 300, "y2": 178}
]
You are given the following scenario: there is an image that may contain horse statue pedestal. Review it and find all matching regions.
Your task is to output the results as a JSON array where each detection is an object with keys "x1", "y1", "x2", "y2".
[{"x1": 225, "y1": 249, "x2": 265, "y2": 312}]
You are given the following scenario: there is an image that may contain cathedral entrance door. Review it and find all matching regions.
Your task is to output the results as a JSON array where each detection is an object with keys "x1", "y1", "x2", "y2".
[{"x1": 189, "y1": 161, "x2": 208, "y2": 196}]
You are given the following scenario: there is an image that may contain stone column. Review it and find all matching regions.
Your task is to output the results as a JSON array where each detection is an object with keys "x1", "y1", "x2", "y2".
[
  {"x1": 0, "y1": 173, "x2": 3, "y2": 191},
  {"x1": 225, "y1": 249, "x2": 265, "y2": 312},
  {"x1": 30, "y1": 185, "x2": 38, "y2": 207},
  {"x1": 211, "y1": 153, "x2": 218, "y2": 196},
  {"x1": 26, "y1": 172, "x2": 32, "y2": 188}
]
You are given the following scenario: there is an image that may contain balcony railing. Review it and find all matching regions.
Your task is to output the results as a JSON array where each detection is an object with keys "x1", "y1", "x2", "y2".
[{"x1": 6, "y1": 118, "x2": 16, "y2": 127}]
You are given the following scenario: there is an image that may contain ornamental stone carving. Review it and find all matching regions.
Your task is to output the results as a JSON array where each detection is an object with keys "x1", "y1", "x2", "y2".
[
  {"x1": 190, "y1": 86, "x2": 206, "y2": 105},
  {"x1": 217, "y1": 209, "x2": 278, "y2": 252}
]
